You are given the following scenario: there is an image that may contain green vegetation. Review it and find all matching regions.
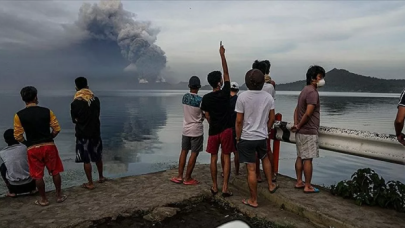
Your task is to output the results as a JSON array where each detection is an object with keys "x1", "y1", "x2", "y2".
[{"x1": 330, "y1": 168, "x2": 405, "y2": 212}]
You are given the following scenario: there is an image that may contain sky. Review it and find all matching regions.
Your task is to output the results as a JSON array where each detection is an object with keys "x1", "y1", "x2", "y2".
[{"x1": 0, "y1": 0, "x2": 404, "y2": 89}]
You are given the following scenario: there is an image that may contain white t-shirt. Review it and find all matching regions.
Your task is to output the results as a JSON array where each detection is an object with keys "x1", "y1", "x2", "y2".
[
  {"x1": 262, "y1": 83, "x2": 275, "y2": 99},
  {"x1": 182, "y1": 93, "x2": 204, "y2": 137},
  {"x1": 235, "y1": 90, "x2": 275, "y2": 140}
]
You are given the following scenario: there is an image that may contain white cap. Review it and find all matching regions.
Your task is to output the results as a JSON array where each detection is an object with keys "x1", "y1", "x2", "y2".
[{"x1": 231, "y1": 82, "x2": 239, "y2": 90}]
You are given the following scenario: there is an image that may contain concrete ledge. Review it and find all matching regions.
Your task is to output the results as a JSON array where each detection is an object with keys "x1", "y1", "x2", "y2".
[{"x1": 230, "y1": 172, "x2": 405, "y2": 228}]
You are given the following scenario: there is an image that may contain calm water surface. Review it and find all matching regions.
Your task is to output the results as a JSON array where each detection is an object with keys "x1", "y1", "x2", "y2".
[{"x1": 0, "y1": 90, "x2": 404, "y2": 194}]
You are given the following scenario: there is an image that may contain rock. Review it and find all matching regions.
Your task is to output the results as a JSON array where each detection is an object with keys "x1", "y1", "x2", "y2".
[{"x1": 143, "y1": 207, "x2": 180, "y2": 222}]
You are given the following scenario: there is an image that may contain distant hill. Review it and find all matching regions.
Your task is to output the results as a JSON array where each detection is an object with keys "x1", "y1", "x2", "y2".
[{"x1": 241, "y1": 68, "x2": 405, "y2": 93}]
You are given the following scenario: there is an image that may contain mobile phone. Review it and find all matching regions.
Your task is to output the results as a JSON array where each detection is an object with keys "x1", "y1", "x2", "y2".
[{"x1": 220, "y1": 41, "x2": 222, "y2": 46}]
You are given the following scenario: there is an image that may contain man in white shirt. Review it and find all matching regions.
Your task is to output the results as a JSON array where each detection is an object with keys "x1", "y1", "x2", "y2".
[
  {"x1": 235, "y1": 69, "x2": 278, "y2": 208},
  {"x1": 0, "y1": 129, "x2": 37, "y2": 197}
]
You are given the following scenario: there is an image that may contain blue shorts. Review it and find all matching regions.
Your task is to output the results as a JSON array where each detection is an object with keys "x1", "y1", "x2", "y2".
[{"x1": 75, "y1": 138, "x2": 103, "y2": 163}]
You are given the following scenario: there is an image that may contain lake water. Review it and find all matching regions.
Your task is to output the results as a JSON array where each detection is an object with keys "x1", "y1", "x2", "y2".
[{"x1": 0, "y1": 90, "x2": 404, "y2": 194}]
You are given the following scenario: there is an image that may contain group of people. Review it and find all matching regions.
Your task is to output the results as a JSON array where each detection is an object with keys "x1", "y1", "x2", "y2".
[
  {"x1": 170, "y1": 43, "x2": 327, "y2": 208},
  {"x1": 0, "y1": 77, "x2": 106, "y2": 206},
  {"x1": 170, "y1": 43, "x2": 405, "y2": 208},
  {"x1": 1, "y1": 43, "x2": 404, "y2": 210}
]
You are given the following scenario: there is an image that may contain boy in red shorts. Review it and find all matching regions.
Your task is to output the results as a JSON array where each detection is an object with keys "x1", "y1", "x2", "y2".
[
  {"x1": 14, "y1": 86, "x2": 67, "y2": 206},
  {"x1": 201, "y1": 42, "x2": 234, "y2": 197}
]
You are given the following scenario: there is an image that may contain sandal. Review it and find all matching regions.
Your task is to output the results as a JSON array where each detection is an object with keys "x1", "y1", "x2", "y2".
[
  {"x1": 35, "y1": 200, "x2": 50, "y2": 206},
  {"x1": 304, "y1": 187, "x2": 320, "y2": 194},
  {"x1": 57, "y1": 195, "x2": 67, "y2": 203},
  {"x1": 242, "y1": 199, "x2": 258, "y2": 208},
  {"x1": 81, "y1": 183, "x2": 95, "y2": 190},
  {"x1": 210, "y1": 187, "x2": 218, "y2": 195},
  {"x1": 270, "y1": 184, "x2": 279, "y2": 194},
  {"x1": 222, "y1": 191, "x2": 233, "y2": 198},
  {"x1": 183, "y1": 179, "x2": 199, "y2": 185},
  {"x1": 98, "y1": 177, "x2": 108, "y2": 183},
  {"x1": 170, "y1": 177, "x2": 183, "y2": 184}
]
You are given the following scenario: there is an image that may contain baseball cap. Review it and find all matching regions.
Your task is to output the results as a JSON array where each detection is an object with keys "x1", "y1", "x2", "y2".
[
  {"x1": 189, "y1": 76, "x2": 201, "y2": 89},
  {"x1": 231, "y1": 82, "x2": 239, "y2": 90}
]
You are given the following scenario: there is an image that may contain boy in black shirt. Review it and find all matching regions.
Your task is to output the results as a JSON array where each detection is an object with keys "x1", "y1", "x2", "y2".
[
  {"x1": 201, "y1": 43, "x2": 234, "y2": 197},
  {"x1": 71, "y1": 77, "x2": 106, "y2": 190}
]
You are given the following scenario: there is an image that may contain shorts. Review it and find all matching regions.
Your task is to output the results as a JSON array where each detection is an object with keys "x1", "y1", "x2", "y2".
[
  {"x1": 28, "y1": 144, "x2": 64, "y2": 179},
  {"x1": 75, "y1": 138, "x2": 103, "y2": 163},
  {"x1": 9, "y1": 180, "x2": 37, "y2": 194},
  {"x1": 237, "y1": 139, "x2": 268, "y2": 164},
  {"x1": 206, "y1": 128, "x2": 235, "y2": 155},
  {"x1": 182, "y1": 135, "x2": 203, "y2": 152},
  {"x1": 0, "y1": 164, "x2": 36, "y2": 194},
  {"x1": 296, "y1": 133, "x2": 319, "y2": 159}
]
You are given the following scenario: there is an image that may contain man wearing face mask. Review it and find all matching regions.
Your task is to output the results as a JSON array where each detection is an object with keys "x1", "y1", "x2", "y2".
[
  {"x1": 291, "y1": 65, "x2": 326, "y2": 194},
  {"x1": 201, "y1": 42, "x2": 234, "y2": 197}
]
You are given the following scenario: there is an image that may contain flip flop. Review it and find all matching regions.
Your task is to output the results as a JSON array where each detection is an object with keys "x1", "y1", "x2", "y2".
[
  {"x1": 257, "y1": 179, "x2": 263, "y2": 183},
  {"x1": 6, "y1": 193, "x2": 16, "y2": 198},
  {"x1": 242, "y1": 199, "x2": 258, "y2": 208},
  {"x1": 35, "y1": 200, "x2": 50, "y2": 207},
  {"x1": 270, "y1": 184, "x2": 279, "y2": 194},
  {"x1": 210, "y1": 187, "x2": 218, "y2": 195},
  {"x1": 304, "y1": 187, "x2": 320, "y2": 194},
  {"x1": 57, "y1": 195, "x2": 68, "y2": 203},
  {"x1": 183, "y1": 179, "x2": 199, "y2": 185},
  {"x1": 222, "y1": 191, "x2": 233, "y2": 198},
  {"x1": 98, "y1": 177, "x2": 108, "y2": 183},
  {"x1": 170, "y1": 177, "x2": 183, "y2": 184},
  {"x1": 30, "y1": 190, "x2": 39, "y2": 195},
  {"x1": 81, "y1": 183, "x2": 95, "y2": 190},
  {"x1": 295, "y1": 183, "x2": 305, "y2": 189}
]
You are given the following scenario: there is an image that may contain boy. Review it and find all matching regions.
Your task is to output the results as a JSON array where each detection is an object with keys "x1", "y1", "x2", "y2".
[{"x1": 171, "y1": 76, "x2": 204, "y2": 185}]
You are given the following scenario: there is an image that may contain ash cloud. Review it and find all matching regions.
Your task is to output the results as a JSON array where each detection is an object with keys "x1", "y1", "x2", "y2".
[{"x1": 74, "y1": 0, "x2": 167, "y2": 82}]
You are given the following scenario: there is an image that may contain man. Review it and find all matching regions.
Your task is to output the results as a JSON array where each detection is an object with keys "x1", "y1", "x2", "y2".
[
  {"x1": 221, "y1": 82, "x2": 240, "y2": 177},
  {"x1": 201, "y1": 43, "x2": 234, "y2": 197},
  {"x1": 71, "y1": 77, "x2": 106, "y2": 190},
  {"x1": 252, "y1": 60, "x2": 276, "y2": 182},
  {"x1": 291, "y1": 65, "x2": 326, "y2": 193},
  {"x1": 171, "y1": 76, "x2": 204, "y2": 185},
  {"x1": 236, "y1": 69, "x2": 278, "y2": 208},
  {"x1": 394, "y1": 88, "x2": 405, "y2": 146},
  {"x1": 253, "y1": 60, "x2": 275, "y2": 98},
  {"x1": 14, "y1": 86, "x2": 66, "y2": 206},
  {"x1": 0, "y1": 129, "x2": 37, "y2": 197}
]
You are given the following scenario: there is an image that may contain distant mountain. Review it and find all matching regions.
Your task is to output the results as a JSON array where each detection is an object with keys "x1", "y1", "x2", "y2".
[{"x1": 241, "y1": 68, "x2": 405, "y2": 93}]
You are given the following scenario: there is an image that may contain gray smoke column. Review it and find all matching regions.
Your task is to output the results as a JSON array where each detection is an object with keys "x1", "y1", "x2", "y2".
[{"x1": 75, "y1": 0, "x2": 166, "y2": 82}]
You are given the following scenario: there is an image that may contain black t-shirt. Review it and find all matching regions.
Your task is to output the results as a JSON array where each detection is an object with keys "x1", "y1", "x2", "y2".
[
  {"x1": 229, "y1": 95, "x2": 238, "y2": 129},
  {"x1": 201, "y1": 81, "x2": 232, "y2": 136},
  {"x1": 71, "y1": 97, "x2": 101, "y2": 139}
]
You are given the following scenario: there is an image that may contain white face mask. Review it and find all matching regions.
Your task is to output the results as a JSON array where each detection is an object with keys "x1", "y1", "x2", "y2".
[{"x1": 317, "y1": 79, "x2": 325, "y2": 87}]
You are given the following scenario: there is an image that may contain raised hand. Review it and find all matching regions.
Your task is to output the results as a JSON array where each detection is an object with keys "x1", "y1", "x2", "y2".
[{"x1": 220, "y1": 41, "x2": 225, "y2": 56}]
